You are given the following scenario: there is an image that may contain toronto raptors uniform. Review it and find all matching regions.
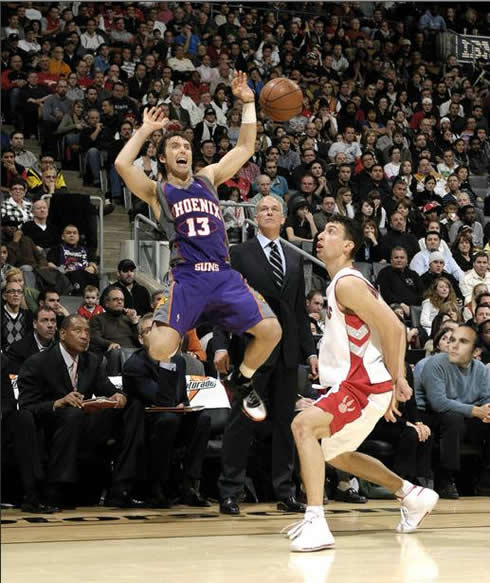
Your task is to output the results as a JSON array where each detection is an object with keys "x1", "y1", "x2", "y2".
[
  {"x1": 315, "y1": 267, "x2": 393, "y2": 460},
  {"x1": 153, "y1": 175, "x2": 274, "y2": 335}
]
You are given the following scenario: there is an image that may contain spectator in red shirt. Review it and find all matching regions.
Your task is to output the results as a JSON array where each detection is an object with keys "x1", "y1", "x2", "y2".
[{"x1": 183, "y1": 71, "x2": 209, "y2": 105}]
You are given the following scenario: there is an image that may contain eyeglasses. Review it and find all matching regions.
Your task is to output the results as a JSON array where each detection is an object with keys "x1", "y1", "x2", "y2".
[{"x1": 5, "y1": 289, "x2": 22, "y2": 295}]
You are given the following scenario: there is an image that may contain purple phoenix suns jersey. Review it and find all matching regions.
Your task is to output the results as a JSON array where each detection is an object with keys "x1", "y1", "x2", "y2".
[{"x1": 156, "y1": 175, "x2": 230, "y2": 268}]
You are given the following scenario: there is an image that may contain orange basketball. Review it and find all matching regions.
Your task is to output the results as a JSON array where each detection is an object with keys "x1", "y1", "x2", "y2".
[{"x1": 259, "y1": 78, "x2": 303, "y2": 122}]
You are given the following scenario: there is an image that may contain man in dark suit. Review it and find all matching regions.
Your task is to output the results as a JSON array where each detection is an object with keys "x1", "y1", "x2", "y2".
[
  {"x1": 123, "y1": 313, "x2": 211, "y2": 508},
  {"x1": 215, "y1": 195, "x2": 318, "y2": 515},
  {"x1": 1, "y1": 353, "x2": 55, "y2": 513},
  {"x1": 18, "y1": 314, "x2": 145, "y2": 508},
  {"x1": 7, "y1": 307, "x2": 57, "y2": 374}
]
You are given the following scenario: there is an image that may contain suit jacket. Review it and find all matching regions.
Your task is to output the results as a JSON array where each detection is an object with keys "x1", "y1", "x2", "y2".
[
  {"x1": 123, "y1": 349, "x2": 189, "y2": 407},
  {"x1": 214, "y1": 237, "x2": 315, "y2": 367},
  {"x1": 18, "y1": 343, "x2": 118, "y2": 418},
  {"x1": 1, "y1": 353, "x2": 17, "y2": 417},
  {"x1": 7, "y1": 331, "x2": 54, "y2": 375}
]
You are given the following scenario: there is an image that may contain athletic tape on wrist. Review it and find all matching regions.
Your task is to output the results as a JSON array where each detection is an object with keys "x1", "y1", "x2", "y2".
[{"x1": 241, "y1": 102, "x2": 256, "y2": 124}]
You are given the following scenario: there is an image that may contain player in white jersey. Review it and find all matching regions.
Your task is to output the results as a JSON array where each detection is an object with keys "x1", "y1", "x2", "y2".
[{"x1": 286, "y1": 216, "x2": 439, "y2": 552}]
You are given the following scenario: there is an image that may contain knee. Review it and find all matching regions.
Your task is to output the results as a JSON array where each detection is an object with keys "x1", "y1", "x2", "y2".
[{"x1": 291, "y1": 412, "x2": 313, "y2": 441}]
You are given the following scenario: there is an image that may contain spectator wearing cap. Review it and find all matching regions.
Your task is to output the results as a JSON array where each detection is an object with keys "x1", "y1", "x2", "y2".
[
  {"x1": 410, "y1": 232, "x2": 464, "y2": 282},
  {"x1": 449, "y1": 204, "x2": 484, "y2": 249},
  {"x1": 193, "y1": 107, "x2": 227, "y2": 145},
  {"x1": 101, "y1": 260, "x2": 151, "y2": 317},
  {"x1": 460, "y1": 252, "x2": 490, "y2": 305},
  {"x1": 419, "y1": 251, "x2": 464, "y2": 301},
  {"x1": 168, "y1": 89, "x2": 191, "y2": 129}
]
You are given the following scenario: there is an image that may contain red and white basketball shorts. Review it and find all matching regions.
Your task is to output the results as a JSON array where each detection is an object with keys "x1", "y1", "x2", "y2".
[{"x1": 314, "y1": 379, "x2": 393, "y2": 461}]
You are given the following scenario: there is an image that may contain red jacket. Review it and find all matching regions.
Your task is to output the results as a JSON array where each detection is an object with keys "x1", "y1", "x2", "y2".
[{"x1": 77, "y1": 304, "x2": 104, "y2": 320}]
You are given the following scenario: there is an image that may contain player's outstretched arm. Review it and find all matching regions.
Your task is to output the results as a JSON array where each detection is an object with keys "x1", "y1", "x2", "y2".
[
  {"x1": 115, "y1": 107, "x2": 169, "y2": 206},
  {"x1": 198, "y1": 71, "x2": 256, "y2": 187},
  {"x1": 335, "y1": 276, "x2": 411, "y2": 412}
]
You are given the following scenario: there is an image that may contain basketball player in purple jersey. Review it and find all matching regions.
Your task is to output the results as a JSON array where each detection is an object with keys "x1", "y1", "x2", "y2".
[{"x1": 115, "y1": 72, "x2": 281, "y2": 421}]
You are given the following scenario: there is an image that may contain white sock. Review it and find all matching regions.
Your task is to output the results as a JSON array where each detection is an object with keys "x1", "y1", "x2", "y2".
[
  {"x1": 239, "y1": 363, "x2": 256, "y2": 379},
  {"x1": 395, "y1": 480, "x2": 414, "y2": 499},
  {"x1": 305, "y1": 505, "x2": 324, "y2": 519}
]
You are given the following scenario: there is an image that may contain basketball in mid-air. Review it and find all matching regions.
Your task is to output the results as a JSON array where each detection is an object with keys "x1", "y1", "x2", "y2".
[{"x1": 259, "y1": 78, "x2": 304, "y2": 122}]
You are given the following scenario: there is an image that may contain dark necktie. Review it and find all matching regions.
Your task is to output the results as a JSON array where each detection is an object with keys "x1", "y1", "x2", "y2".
[{"x1": 268, "y1": 241, "x2": 284, "y2": 288}]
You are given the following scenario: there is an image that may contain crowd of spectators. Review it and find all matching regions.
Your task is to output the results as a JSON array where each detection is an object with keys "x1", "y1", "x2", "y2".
[{"x1": 1, "y1": 2, "x2": 490, "y2": 511}]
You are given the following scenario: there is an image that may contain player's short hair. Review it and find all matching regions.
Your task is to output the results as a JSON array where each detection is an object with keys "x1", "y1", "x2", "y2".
[
  {"x1": 157, "y1": 130, "x2": 192, "y2": 176},
  {"x1": 324, "y1": 215, "x2": 363, "y2": 259}
]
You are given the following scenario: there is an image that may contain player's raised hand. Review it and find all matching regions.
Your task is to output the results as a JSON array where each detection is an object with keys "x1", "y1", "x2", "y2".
[
  {"x1": 231, "y1": 71, "x2": 255, "y2": 103},
  {"x1": 142, "y1": 107, "x2": 170, "y2": 132}
]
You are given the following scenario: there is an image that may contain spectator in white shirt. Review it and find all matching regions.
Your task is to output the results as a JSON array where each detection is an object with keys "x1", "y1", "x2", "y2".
[{"x1": 80, "y1": 19, "x2": 105, "y2": 51}]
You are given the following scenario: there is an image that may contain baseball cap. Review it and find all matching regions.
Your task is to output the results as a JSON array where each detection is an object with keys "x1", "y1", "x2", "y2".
[
  {"x1": 8, "y1": 33, "x2": 19, "y2": 41},
  {"x1": 118, "y1": 259, "x2": 136, "y2": 272},
  {"x1": 422, "y1": 97, "x2": 432, "y2": 105},
  {"x1": 307, "y1": 52, "x2": 317, "y2": 59},
  {"x1": 423, "y1": 202, "x2": 441, "y2": 214},
  {"x1": 429, "y1": 251, "x2": 445, "y2": 264},
  {"x1": 204, "y1": 107, "x2": 216, "y2": 116},
  {"x1": 440, "y1": 117, "x2": 450, "y2": 125}
]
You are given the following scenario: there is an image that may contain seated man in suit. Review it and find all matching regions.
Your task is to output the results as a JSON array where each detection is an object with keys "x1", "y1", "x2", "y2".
[
  {"x1": 18, "y1": 314, "x2": 145, "y2": 508},
  {"x1": 123, "y1": 313, "x2": 211, "y2": 508},
  {"x1": 7, "y1": 307, "x2": 57, "y2": 374},
  {"x1": 1, "y1": 353, "x2": 56, "y2": 514}
]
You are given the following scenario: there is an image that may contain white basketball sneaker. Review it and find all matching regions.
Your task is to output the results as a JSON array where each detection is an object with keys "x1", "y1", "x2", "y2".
[
  {"x1": 284, "y1": 514, "x2": 335, "y2": 552},
  {"x1": 396, "y1": 485, "x2": 439, "y2": 533}
]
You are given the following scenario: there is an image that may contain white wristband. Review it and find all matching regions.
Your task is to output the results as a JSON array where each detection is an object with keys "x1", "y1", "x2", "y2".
[{"x1": 241, "y1": 102, "x2": 256, "y2": 124}]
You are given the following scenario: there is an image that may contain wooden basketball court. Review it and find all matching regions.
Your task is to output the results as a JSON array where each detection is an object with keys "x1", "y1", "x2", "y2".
[{"x1": 2, "y1": 497, "x2": 489, "y2": 582}]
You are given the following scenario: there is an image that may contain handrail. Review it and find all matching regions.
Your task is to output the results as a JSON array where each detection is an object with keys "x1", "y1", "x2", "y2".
[
  {"x1": 133, "y1": 213, "x2": 160, "y2": 269},
  {"x1": 241, "y1": 218, "x2": 326, "y2": 270},
  {"x1": 41, "y1": 193, "x2": 104, "y2": 274}
]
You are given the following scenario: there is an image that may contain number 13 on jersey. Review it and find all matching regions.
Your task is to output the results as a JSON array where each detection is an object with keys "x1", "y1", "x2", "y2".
[{"x1": 186, "y1": 217, "x2": 210, "y2": 237}]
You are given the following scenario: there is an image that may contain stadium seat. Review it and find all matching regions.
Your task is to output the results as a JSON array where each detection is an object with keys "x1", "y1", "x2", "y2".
[{"x1": 410, "y1": 305, "x2": 423, "y2": 329}]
